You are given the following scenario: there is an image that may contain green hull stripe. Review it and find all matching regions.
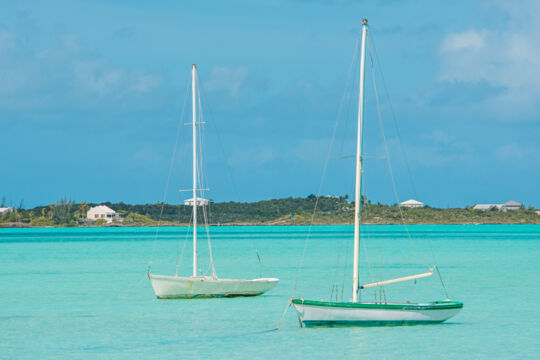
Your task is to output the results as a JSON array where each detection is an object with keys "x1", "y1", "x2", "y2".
[
  {"x1": 292, "y1": 299, "x2": 463, "y2": 310},
  {"x1": 303, "y1": 320, "x2": 445, "y2": 327}
]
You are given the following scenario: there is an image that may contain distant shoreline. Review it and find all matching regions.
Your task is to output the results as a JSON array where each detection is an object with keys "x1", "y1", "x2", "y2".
[
  {"x1": 2, "y1": 196, "x2": 539, "y2": 227},
  {"x1": 2, "y1": 221, "x2": 540, "y2": 229}
]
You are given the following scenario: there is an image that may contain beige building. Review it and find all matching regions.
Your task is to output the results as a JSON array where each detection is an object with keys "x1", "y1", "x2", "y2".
[{"x1": 87, "y1": 205, "x2": 121, "y2": 223}]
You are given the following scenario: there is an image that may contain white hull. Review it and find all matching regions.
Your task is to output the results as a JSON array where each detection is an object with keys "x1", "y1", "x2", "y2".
[
  {"x1": 292, "y1": 299, "x2": 462, "y2": 327},
  {"x1": 148, "y1": 274, "x2": 279, "y2": 299}
]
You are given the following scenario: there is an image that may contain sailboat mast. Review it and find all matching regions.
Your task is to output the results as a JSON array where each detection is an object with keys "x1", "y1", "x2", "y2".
[
  {"x1": 192, "y1": 64, "x2": 198, "y2": 277},
  {"x1": 353, "y1": 19, "x2": 368, "y2": 303}
]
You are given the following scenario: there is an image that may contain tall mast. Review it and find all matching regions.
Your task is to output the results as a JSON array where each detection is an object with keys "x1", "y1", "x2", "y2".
[
  {"x1": 191, "y1": 64, "x2": 198, "y2": 277},
  {"x1": 353, "y1": 19, "x2": 368, "y2": 303}
]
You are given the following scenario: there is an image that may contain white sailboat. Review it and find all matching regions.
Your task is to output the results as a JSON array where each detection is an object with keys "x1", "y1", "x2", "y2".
[
  {"x1": 292, "y1": 19, "x2": 462, "y2": 326},
  {"x1": 148, "y1": 65, "x2": 279, "y2": 299}
]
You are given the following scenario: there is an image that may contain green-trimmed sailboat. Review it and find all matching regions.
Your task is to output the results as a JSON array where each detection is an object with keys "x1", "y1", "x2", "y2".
[{"x1": 291, "y1": 19, "x2": 463, "y2": 327}]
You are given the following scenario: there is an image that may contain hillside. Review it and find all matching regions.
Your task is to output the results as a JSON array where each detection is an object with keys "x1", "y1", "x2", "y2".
[{"x1": 1, "y1": 196, "x2": 539, "y2": 227}]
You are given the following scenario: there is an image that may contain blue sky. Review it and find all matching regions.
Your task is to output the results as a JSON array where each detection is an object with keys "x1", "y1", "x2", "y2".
[{"x1": 1, "y1": 0, "x2": 539, "y2": 208}]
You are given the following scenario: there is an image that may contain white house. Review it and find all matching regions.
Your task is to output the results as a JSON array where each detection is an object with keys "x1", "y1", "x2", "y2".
[
  {"x1": 473, "y1": 200, "x2": 522, "y2": 211},
  {"x1": 501, "y1": 200, "x2": 522, "y2": 211},
  {"x1": 399, "y1": 199, "x2": 424, "y2": 208},
  {"x1": 87, "y1": 205, "x2": 121, "y2": 223},
  {"x1": 184, "y1": 197, "x2": 209, "y2": 206},
  {"x1": 472, "y1": 204, "x2": 502, "y2": 211},
  {"x1": 0, "y1": 207, "x2": 14, "y2": 214}
]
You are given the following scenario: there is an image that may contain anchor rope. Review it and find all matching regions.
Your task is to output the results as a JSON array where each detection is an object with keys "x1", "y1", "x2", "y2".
[{"x1": 119, "y1": 272, "x2": 150, "y2": 301}]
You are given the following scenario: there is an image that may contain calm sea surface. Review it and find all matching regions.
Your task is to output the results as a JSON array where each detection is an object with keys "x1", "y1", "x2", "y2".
[{"x1": 1, "y1": 225, "x2": 539, "y2": 359}]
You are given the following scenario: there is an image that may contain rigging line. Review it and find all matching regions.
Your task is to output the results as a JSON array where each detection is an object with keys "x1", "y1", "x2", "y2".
[
  {"x1": 202, "y1": 201, "x2": 217, "y2": 277},
  {"x1": 330, "y1": 232, "x2": 345, "y2": 299},
  {"x1": 340, "y1": 224, "x2": 352, "y2": 301},
  {"x1": 435, "y1": 265, "x2": 450, "y2": 299},
  {"x1": 196, "y1": 75, "x2": 217, "y2": 278},
  {"x1": 291, "y1": 37, "x2": 360, "y2": 295},
  {"x1": 362, "y1": 183, "x2": 387, "y2": 302},
  {"x1": 255, "y1": 249, "x2": 263, "y2": 278},
  {"x1": 330, "y1": 205, "x2": 349, "y2": 299},
  {"x1": 364, "y1": 202, "x2": 384, "y2": 302},
  {"x1": 202, "y1": 203, "x2": 217, "y2": 277},
  {"x1": 369, "y1": 33, "x2": 418, "y2": 199},
  {"x1": 359, "y1": 186, "x2": 377, "y2": 300},
  {"x1": 331, "y1": 42, "x2": 359, "y2": 299},
  {"x1": 197, "y1": 73, "x2": 271, "y2": 270},
  {"x1": 197, "y1": 74, "x2": 242, "y2": 202},
  {"x1": 176, "y1": 210, "x2": 193, "y2": 276},
  {"x1": 148, "y1": 76, "x2": 191, "y2": 273},
  {"x1": 369, "y1": 53, "x2": 431, "y2": 271},
  {"x1": 276, "y1": 33, "x2": 359, "y2": 330},
  {"x1": 196, "y1": 78, "x2": 206, "y2": 205},
  {"x1": 371, "y1": 31, "x2": 447, "y2": 295},
  {"x1": 177, "y1": 225, "x2": 191, "y2": 275},
  {"x1": 338, "y1": 39, "x2": 359, "y2": 158}
]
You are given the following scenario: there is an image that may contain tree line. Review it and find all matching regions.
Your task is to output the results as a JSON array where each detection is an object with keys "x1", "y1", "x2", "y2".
[{"x1": 1, "y1": 195, "x2": 539, "y2": 227}]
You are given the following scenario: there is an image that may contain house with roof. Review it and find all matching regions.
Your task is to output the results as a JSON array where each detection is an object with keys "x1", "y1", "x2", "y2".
[
  {"x1": 473, "y1": 200, "x2": 522, "y2": 211},
  {"x1": 184, "y1": 197, "x2": 209, "y2": 206},
  {"x1": 472, "y1": 204, "x2": 502, "y2": 211},
  {"x1": 501, "y1": 200, "x2": 522, "y2": 211},
  {"x1": 399, "y1": 199, "x2": 424, "y2": 208},
  {"x1": 0, "y1": 207, "x2": 14, "y2": 215},
  {"x1": 87, "y1": 205, "x2": 121, "y2": 223}
]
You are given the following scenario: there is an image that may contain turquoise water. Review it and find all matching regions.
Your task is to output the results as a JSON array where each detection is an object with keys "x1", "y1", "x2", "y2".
[{"x1": 1, "y1": 225, "x2": 539, "y2": 359}]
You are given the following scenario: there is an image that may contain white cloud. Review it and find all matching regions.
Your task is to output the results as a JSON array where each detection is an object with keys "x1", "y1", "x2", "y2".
[
  {"x1": 289, "y1": 138, "x2": 332, "y2": 164},
  {"x1": 73, "y1": 61, "x2": 123, "y2": 95},
  {"x1": 205, "y1": 66, "x2": 248, "y2": 96},
  {"x1": 388, "y1": 134, "x2": 474, "y2": 168},
  {"x1": 62, "y1": 34, "x2": 80, "y2": 53},
  {"x1": 73, "y1": 61, "x2": 161, "y2": 96},
  {"x1": 421, "y1": 129, "x2": 455, "y2": 145},
  {"x1": 438, "y1": 1, "x2": 540, "y2": 118},
  {"x1": 0, "y1": 27, "x2": 16, "y2": 52},
  {"x1": 402, "y1": 143, "x2": 472, "y2": 167},
  {"x1": 496, "y1": 143, "x2": 540, "y2": 161},
  {"x1": 132, "y1": 144, "x2": 165, "y2": 169},
  {"x1": 441, "y1": 30, "x2": 486, "y2": 52},
  {"x1": 228, "y1": 145, "x2": 277, "y2": 166},
  {"x1": 130, "y1": 74, "x2": 161, "y2": 93},
  {"x1": 0, "y1": 25, "x2": 161, "y2": 106}
]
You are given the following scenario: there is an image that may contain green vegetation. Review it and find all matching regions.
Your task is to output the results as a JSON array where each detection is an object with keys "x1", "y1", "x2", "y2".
[{"x1": 0, "y1": 195, "x2": 539, "y2": 227}]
